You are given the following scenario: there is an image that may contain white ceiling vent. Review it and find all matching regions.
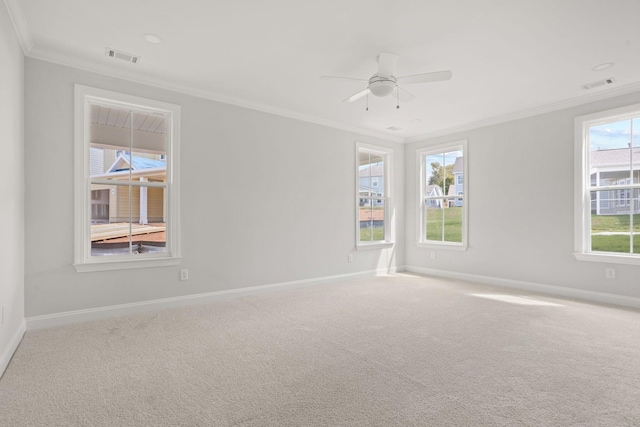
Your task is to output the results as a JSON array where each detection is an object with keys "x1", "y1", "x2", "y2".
[
  {"x1": 581, "y1": 77, "x2": 615, "y2": 90},
  {"x1": 105, "y1": 48, "x2": 140, "y2": 64}
]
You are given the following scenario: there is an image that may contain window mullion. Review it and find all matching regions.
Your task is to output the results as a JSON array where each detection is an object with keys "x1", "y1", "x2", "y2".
[
  {"x1": 630, "y1": 119, "x2": 635, "y2": 254},
  {"x1": 128, "y1": 110, "x2": 133, "y2": 255}
]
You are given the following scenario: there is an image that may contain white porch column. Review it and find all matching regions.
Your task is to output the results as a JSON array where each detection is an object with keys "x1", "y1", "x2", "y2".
[
  {"x1": 139, "y1": 177, "x2": 148, "y2": 225},
  {"x1": 596, "y1": 171, "x2": 600, "y2": 215}
]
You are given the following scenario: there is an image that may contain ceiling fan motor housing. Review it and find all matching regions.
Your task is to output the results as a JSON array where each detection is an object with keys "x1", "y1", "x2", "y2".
[{"x1": 368, "y1": 75, "x2": 397, "y2": 97}]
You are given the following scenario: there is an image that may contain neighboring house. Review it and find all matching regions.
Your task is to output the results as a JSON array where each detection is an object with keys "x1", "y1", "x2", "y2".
[
  {"x1": 359, "y1": 163, "x2": 384, "y2": 206},
  {"x1": 447, "y1": 157, "x2": 464, "y2": 207},
  {"x1": 425, "y1": 184, "x2": 444, "y2": 208},
  {"x1": 90, "y1": 152, "x2": 166, "y2": 224},
  {"x1": 590, "y1": 147, "x2": 640, "y2": 215}
]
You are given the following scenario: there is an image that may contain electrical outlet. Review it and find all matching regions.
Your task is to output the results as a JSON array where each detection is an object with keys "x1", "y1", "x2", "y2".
[
  {"x1": 605, "y1": 268, "x2": 615, "y2": 279},
  {"x1": 430, "y1": 251, "x2": 436, "y2": 260},
  {"x1": 180, "y1": 269, "x2": 189, "y2": 281},
  {"x1": 348, "y1": 254, "x2": 354, "y2": 263}
]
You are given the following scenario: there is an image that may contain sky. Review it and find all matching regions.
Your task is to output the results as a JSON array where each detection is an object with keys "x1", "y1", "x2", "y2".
[
  {"x1": 589, "y1": 118, "x2": 640, "y2": 152},
  {"x1": 425, "y1": 150, "x2": 462, "y2": 168}
]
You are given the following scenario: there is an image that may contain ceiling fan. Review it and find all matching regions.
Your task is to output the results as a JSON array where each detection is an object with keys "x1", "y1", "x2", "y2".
[{"x1": 321, "y1": 52, "x2": 452, "y2": 109}]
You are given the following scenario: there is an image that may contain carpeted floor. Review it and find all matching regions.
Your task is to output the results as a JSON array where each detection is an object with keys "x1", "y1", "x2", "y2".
[{"x1": 2, "y1": 273, "x2": 640, "y2": 426}]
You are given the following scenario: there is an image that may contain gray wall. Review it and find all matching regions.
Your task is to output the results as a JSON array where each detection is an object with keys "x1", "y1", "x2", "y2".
[
  {"x1": 405, "y1": 91, "x2": 640, "y2": 300},
  {"x1": 0, "y1": 2, "x2": 25, "y2": 363},
  {"x1": 24, "y1": 58, "x2": 404, "y2": 317}
]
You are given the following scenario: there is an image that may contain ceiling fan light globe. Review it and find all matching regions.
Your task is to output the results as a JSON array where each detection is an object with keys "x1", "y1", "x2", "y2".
[{"x1": 368, "y1": 78, "x2": 397, "y2": 97}]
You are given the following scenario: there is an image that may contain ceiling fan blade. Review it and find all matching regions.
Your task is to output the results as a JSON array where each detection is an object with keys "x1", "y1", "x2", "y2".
[
  {"x1": 377, "y1": 52, "x2": 398, "y2": 78},
  {"x1": 395, "y1": 87, "x2": 416, "y2": 102},
  {"x1": 320, "y1": 76, "x2": 368, "y2": 82},
  {"x1": 343, "y1": 88, "x2": 371, "y2": 103},
  {"x1": 397, "y1": 70, "x2": 452, "y2": 85}
]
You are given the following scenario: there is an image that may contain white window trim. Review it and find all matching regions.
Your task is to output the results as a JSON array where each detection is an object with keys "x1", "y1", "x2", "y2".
[
  {"x1": 74, "y1": 85, "x2": 181, "y2": 272},
  {"x1": 355, "y1": 142, "x2": 393, "y2": 250},
  {"x1": 416, "y1": 140, "x2": 468, "y2": 250},
  {"x1": 574, "y1": 103, "x2": 640, "y2": 266}
]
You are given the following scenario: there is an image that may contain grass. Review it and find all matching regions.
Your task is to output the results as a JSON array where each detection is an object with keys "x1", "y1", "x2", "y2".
[
  {"x1": 359, "y1": 206, "x2": 385, "y2": 241},
  {"x1": 360, "y1": 226, "x2": 385, "y2": 241},
  {"x1": 592, "y1": 235, "x2": 640, "y2": 253},
  {"x1": 591, "y1": 213, "x2": 640, "y2": 232},
  {"x1": 591, "y1": 213, "x2": 640, "y2": 253},
  {"x1": 426, "y1": 207, "x2": 462, "y2": 243}
]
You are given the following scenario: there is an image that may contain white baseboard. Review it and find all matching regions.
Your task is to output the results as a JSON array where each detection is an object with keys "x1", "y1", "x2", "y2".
[
  {"x1": 404, "y1": 265, "x2": 640, "y2": 309},
  {"x1": 1, "y1": 319, "x2": 26, "y2": 378},
  {"x1": 26, "y1": 267, "x2": 398, "y2": 330}
]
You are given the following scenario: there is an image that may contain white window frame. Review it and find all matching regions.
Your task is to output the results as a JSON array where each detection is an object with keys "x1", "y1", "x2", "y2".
[
  {"x1": 74, "y1": 85, "x2": 181, "y2": 272},
  {"x1": 416, "y1": 140, "x2": 468, "y2": 250},
  {"x1": 355, "y1": 142, "x2": 393, "y2": 250},
  {"x1": 574, "y1": 103, "x2": 640, "y2": 265}
]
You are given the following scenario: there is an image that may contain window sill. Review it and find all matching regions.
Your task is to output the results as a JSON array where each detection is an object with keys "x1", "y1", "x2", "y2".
[
  {"x1": 573, "y1": 252, "x2": 640, "y2": 266},
  {"x1": 74, "y1": 256, "x2": 181, "y2": 272},
  {"x1": 416, "y1": 242, "x2": 468, "y2": 251},
  {"x1": 356, "y1": 241, "x2": 394, "y2": 251}
]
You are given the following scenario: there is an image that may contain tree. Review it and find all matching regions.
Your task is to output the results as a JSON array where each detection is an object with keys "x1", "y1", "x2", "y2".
[{"x1": 428, "y1": 162, "x2": 454, "y2": 195}]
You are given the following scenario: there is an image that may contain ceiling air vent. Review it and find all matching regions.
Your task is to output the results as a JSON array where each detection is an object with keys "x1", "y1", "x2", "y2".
[
  {"x1": 105, "y1": 48, "x2": 140, "y2": 64},
  {"x1": 386, "y1": 126, "x2": 403, "y2": 131},
  {"x1": 581, "y1": 77, "x2": 615, "y2": 90}
]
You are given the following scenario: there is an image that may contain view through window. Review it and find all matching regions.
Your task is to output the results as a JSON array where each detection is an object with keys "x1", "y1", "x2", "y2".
[
  {"x1": 586, "y1": 117, "x2": 640, "y2": 255},
  {"x1": 357, "y1": 145, "x2": 390, "y2": 245},
  {"x1": 88, "y1": 103, "x2": 169, "y2": 256},
  {"x1": 418, "y1": 143, "x2": 466, "y2": 246},
  {"x1": 75, "y1": 85, "x2": 180, "y2": 271}
]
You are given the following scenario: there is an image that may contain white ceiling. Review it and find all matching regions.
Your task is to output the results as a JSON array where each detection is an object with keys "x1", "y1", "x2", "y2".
[{"x1": 7, "y1": 0, "x2": 640, "y2": 142}]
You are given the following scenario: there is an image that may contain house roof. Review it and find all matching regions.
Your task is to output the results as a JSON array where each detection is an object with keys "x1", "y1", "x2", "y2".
[
  {"x1": 92, "y1": 154, "x2": 166, "y2": 181},
  {"x1": 359, "y1": 164, "x2": 384, "y2": 178},
  {"x1": 425, "y1": 185, "x2": 443, "y2": 196},
  {"x1": 359, "y1": 185, "x2": 382, "y2": 194},
  {"x1": 112, "y1": 154, "x2": 166, "y2": 171},
  {"x1": 453, "y1": 157, "x2": 463, "y2": 174},
  {"x1": 590, "y1": 147, "x2": 640, "y2": 166}
]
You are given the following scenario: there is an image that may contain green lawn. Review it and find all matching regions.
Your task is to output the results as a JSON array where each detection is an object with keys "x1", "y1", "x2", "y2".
[
  {"x1": 591, "y1": 235, "x2": 640, "y2": 253},
  {"x1": 591, "y1": 213, "x2": 640, "y2": 232},
  {"x1": 591, "y1": 213, "x2": 640, "y2": 253},
  {"x1": 426, "y1": 207, "x2": 462, "y2": 243},
  {"x1": 360, "y1": 206, "x2": 385, "y2": 241},
  {"x1": 360, "y1": 226, "x2": 384, "y2": 241}
]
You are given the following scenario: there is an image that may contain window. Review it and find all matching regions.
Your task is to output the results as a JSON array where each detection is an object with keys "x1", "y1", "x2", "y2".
[
  {"x1": 574, "y1": 104, "x2": 640, "y2": 265},
  {"x1": 74, "y1": 85, "x2": 181, "y2": 272},
  {"x1": 417, "y1": 141, "x2": 467, "y2": 249},
  {"x1": 356, "y1": 143, "x2": 393, "y2": 249}
]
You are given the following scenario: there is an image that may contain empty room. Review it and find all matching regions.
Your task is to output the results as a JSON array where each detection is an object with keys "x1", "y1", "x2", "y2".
[{"x1": 2, "y1": 0, "x2": 640, "y2": 425}]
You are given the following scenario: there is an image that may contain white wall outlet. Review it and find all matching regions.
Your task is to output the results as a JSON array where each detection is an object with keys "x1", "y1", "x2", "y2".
[
  {"x1": 180, "y1": 269, "x2": 189, "y2": 281},
  {"x1": 605, "y1": 268, "x2": 615, "y2": 279},
  {"x1": 430, "y1": 251, "x2": 436, "y2": 260},
  {"x1": 348, "y1": 254, "x2": 354, "y2": 263}
]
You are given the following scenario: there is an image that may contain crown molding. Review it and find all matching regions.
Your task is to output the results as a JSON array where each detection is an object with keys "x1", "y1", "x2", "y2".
[
  {"x1": 404, "y1": 80, "x2": 640, "y2": 144},
  {"x1": 21, "y1": 33, "x2": 640, "y2": 146},
  {"x1": 3, "y1": 0, "x2": 32, "y2": 54},
  {"x1": 26, "y1": 46, "x2": 404, "y2": 144}
]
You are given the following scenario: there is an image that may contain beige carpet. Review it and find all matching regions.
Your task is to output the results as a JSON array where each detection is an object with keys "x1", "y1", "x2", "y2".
[{"x1": 2, "y1": 273, "x2": 640, "y2": 426}]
